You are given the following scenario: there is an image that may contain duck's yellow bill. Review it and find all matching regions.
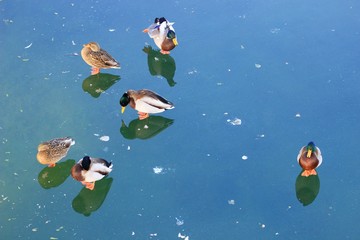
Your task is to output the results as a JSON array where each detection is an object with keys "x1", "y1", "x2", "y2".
[
  {"x1": 173, "y1": 38, "x2": 178, "y2": 46},
  {"x1": 121, "y1": 106, "x2": 126, "y2": 114},
  {"x1": 306, "y1": 149, "x2": 312, "y2": 158}
]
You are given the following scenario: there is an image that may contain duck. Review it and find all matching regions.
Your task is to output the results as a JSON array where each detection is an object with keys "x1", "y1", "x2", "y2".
[
  {"x1": 297, "y1": 142, "x2": 323, "y2": 177},
  {"x1": 143, "y1": 17, "x2": 178, "y2": 54},
  {"x1": 119, "y1": 89, "x2": 174, "y2": 120},
  {"x1": 37, "y1": 137, "x2": 75, "y2": 167},
  {"x1": 81, "y1": 42, "x2": 120, "y2": 75},
  {"x1": 71, "y1": 156, "x2": 113, "y2": 190}
]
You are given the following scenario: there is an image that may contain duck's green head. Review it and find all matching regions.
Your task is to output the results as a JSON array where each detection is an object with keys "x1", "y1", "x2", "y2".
[
  {"x1": 119, "y1": 92, "x2": 130, "y2": 113},
  {"x1": 81, "y1": 156, "x2": 91, "y2": 170},
  {"x1": 167, "y1": 30, "x2": 178, "y2": 45},
  {"x1": 306, "y1": 142, "x2": 316, "y2": 158}
]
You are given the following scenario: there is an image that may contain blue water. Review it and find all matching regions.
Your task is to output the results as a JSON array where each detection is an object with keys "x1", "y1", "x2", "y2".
[{"x1": 1, "y1": 0, "x2": 360, "y2": 239}]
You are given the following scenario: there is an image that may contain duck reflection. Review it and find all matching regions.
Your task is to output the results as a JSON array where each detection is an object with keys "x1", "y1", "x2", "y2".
[
  {"x1": 82, "y1": 73, "x2": 120, "y2": 98},
  {"x1": 72, "y1": 177, "x2": 113, "y2": 216},
  {"x1": 38, "y1": 159, "x2": 75, "y2": 189},
  {"x1": 295, "y1": 172, "x2": 320, "y2": 206},
  {"x1": 120, "y1": 116, "x2": 174, "y2": 140},
  {"x1": 143, "y1": 45, "x2": 176, "y2": 87}
]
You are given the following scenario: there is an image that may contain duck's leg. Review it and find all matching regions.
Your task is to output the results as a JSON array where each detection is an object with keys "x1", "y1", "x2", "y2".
[
  {"x1": 48, "y1": 163, "x2": 56, "y2": 168},
  {"x1": 160, "y1": 50, "x2": 170, "y2": 55},
  {"x1": 81, "y1": 181, "x2": 95, "y2": 190},
  {"x1": 91, "y1": 67, "x2": 100, "y2": 75},
  {"x1": 138, "y1": 112, "x2": 149, "y2": 120},
  {"x1": 301, "y1": 169, "x2": 317, "y2": 177}
]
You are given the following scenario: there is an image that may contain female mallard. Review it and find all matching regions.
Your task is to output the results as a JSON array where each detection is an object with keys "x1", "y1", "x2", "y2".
[
  {"x1": 297, "y1": 142, "x2": 323, "y2": 177},
  {"x1": 37, "y1": 137, "x2": 75, "y2": 167},
  {"x1": 81, "y1": 42, "x2": 120, "y2": 75},
  {"x1": 71, "y1": 156, "x2": 113, "y2": 190},
  {"x1": 143, "y1": 17, "x2": 178, "y2": 54},
  {"x1": 120, "y1": 89, "x2": 174, "y2": 120}
]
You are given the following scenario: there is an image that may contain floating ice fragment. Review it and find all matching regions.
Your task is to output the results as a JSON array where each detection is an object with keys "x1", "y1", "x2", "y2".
[
  {"x1": 94, "y1": 133, "x2": 100, "y2": 137},
  {"x1": 242, "y1": 155, "x2": 248, "y2": 160},
  {"x1": 228, "y1": 118, "x2": 242, "y2": 125},
  {"x1": 71, "y1": 40, "x2": 76, "y2": 45},
  {"x1": 255, "y1": 63, "x2": 262, "y2": 69},
  {"x1": 99, "y1": 136, "x2": 110, "y2": 142},
  {"x1": 24, "y1": 43, "x2": 33, "y2": 49},
  {"x1": 127, "y1": 146, "x2": 131, "y2": 150},
  {"x1": 109, "y1": 29, "x2": 116, "y2": 32},
  {"x1": 240, "y1": 44, "x2": 245, "y2": 49},
  {"x1": 153, "y1": 167, "x2": 163, "y2": 174},
  {"x1": 175, "y1": 217, "x2": 184, "y2": 226},
  {"x1": 228, "y1": 199, "x2": 235, "y2": 205},
  {"x1": 178, "y1": 233, "x2": 189, "y2": 239},
  {"x1": 295, "y1": 113, "x2": 301, "y2": 118},
  {"x1": 131, "y1": 231, "x2": 135, "y2": 236},
  {"x1": 150, "y1": 233, "x2": 157, "y2": 236},
  {"x1": 144, "y1": 125, "x2": 149, "y2": 129},
  {"x1": 270, "y1": 28, "x2": 280, "y2": 34},
  {"x1": 32, "y1": 228, "x2": 38, "y2": 232},
  {"x1": 56, "y1": 226, "x2": 64, "y2": 232}
]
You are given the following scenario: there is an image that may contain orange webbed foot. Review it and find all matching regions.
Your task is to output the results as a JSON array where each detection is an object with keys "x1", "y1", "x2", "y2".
[
  {"x1": 48, "y1": 163, "x2": 56, "y2": 168},
  {"x1": 160, "y1": 50, "x2": 170, "y2": 55},
  {"x1": 143, "y1": 28, "x2": 149, "y2": 33},
  {"x1": 301, "y1": 169, "x2": 317, "y2": 177},
  {"x1": 81, "y1": 181, "x2": 95, "y2": 190},
  {"x1": 91, "y1": 67, "x2": 100, "y2": 75},
  {"x1": 138, "y1": 112, "x2": 149, "y2": 120}
]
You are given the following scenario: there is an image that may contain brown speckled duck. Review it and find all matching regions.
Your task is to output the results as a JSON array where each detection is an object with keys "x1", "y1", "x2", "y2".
[
  {"x1": 119, "y1": 89, "x2": 174, "y2": 120},
  {"x1": 297, "y1": 142, "x2": 323, "y2": 177},
  {"x1": 37, "y1": 137, "x2": 75, "y2": 167},
  {"x1": 81, "y1": 42, "x2": 120, "y2": 75},
  {"x1": 71, "y1": 156, "x2": 113, "y2": 190}
]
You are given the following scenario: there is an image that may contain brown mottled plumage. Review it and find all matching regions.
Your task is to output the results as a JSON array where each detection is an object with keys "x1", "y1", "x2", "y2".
[
  {"x1": 81, "y1": 42, "x2": 120, "y2": 75},
  {"x1": 37, "y1": 137, "x2": 75, "y2": 167}
]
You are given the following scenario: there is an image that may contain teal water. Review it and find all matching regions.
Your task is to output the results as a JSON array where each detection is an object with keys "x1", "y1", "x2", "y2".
[{"x1": 1, "y1": 0, "x2": 360, "y2": 239}]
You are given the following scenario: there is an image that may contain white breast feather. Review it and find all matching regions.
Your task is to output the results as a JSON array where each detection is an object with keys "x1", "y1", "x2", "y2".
[
  {"x1": 153, "y1": 22, "x2": 167, "y2": 49},
  {"x1": 315, "y1": 147, "x2": 322, "y2": 167},
  {"x1": 136, "y1": 96, "x2": 173, "y2": 113},
  {"x1": 83, "y1": 163, "x2": 112, "y2": 182}
]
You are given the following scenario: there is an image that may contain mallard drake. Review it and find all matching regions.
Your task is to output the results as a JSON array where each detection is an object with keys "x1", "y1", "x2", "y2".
[
  {"x1": 81, "y1": 42, "x2": 120, "y2": 75},
  {"x1": 143, "y1": 17, "x2": 178, "y2": 54},
  {"x1": 71, "y1": 156, "x2": 113, "y2": 190},
  {"x1": 297, "y1": 142, "x2": 323, "y2": 177},
  {"x1": 120, "y1": 89, "x2": 174, "y2": 120},
  {"x1": 37, "y1": 137, "x2": 75, "y2": 167}
]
